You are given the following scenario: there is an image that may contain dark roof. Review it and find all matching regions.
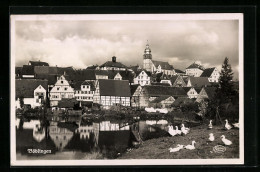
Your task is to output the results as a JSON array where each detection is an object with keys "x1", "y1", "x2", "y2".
[
  {"x1": 200, "y1": 68, "x2": 215, "y2": 77},
  {"x1": 172, "y1": 97, "x2": 194, "y2": 106},
  {"x1": 22, "y1": 65, "x2": 35, "y2": 75},
  {"x1": 186, "y1": 62, "x2": 204, "y2": 70},
  {"x1": 143, "y1": 85, "x2": 187, "y2": 97},
  {"x1": 34, "y1": 66, "x2": 58, "y2": 75},
  {"x1": 182, "y1": 87, "x2": 201, "y2": 93},
  {"x1": 95, "y1": 70, "x2": 109, "y2": 76},
  {"x1": 98, "y1": 79, "x2": 131, "y2": 97},
  {"x1": 106, "y1": 71, "x2": 135, "y2": 82},
  {"x1": 35, "y1": 74, "x2": 57, "y2": 85},
  {"x1": 188, "y1": 77, "x2": 210, "y2": 87},
  {"x1": 57, "y1": 122, "x2": 78, "y2": 132},
  {"x1": 128, "y1": 65, "x2": 141, "y2": 73},
  {"x1": 100, "y1": 60, "x2": 127, "y2": 69},
  {"x1": 170, "y1": 76, "x2": 179, "y2": 84},
  {"x1": 82, "y1": 81, "x2": 96, "y2": 91},
  {"x1": 15, "y1": 67, "x2": 22, "y2": 74},
  {"x1": 150, "y1": 95, "x2": 173, "y2": 103},
  {"x1": 135, "y1": 70, "x2": 152, "y2": 77},
  {"x1": 175, "y1": 69, "x2": 185, "y2": 73},
  {"x1": 86, "y1": 65, "x2": 99, "y2": 69},
  {"x1": 151, "y1": 82, "x2": 171, "y2": 86},
  {"x1": 58, "y1": 98, "x2": 77, "y2": 108},
  {"x1": 152, "y1": 60, "x2": 174, "y2": 70},
  {"x1": 29, "y1": 61, "x2": 49, "y2": 66},
  {"x1": 16, "y1": 79, "x2": 48, "y2": 98},
  {"x1": 130, "y1": 84, "x2": 141, "y2": 95},
  {"x1": 69, "y1": 69, "x2": 96, "y2": 81},
  {"x1": 57, "y1": 67, "x2": 75, "y2": 76},
  {"x1": 203, "y1": 87, "x2": 217, "y2": 99}
]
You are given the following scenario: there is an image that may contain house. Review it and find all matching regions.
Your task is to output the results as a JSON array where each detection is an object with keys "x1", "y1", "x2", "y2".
[
  {"x1": 107, "y1": 70, "x2": 135, "y2": 84},
  {"x1": 15, "y1": 67, "x2": 23, "y2": 78},
  {"x1": 183, "y1": 87, "x2": 201, "y2": 99},
  {"x1": 28, "y1": 60, "x2": 49, "y2": 66},
  {"x1": 21, "y1": 65, "x2": 35, "y2": 78},
  {"x1": 186, "y1": 76, "x2": 211, "y2": 87},
  {"x1": 196, "y1": 87, "x2": 217, "y2": 102},
  {"x1": 77, "y1": 122, "x2": 94, "y2": 140},
  {"x1": 15, "y1": 79, "x2": 48, "y2": 108},
  {"x1": 74, "y1": 81, "x2": 95, "y2": 104},
  {"x1": 142, "y1": 42, "x2": 175, "y2": 76},
  {"x1": 128, "y1": 65, "x2": 142, "y2": 73},
  {"x1": 139, "y1": 85, "x2": 187, "y2": 107},
  {"x1": 130, "y1": 84, "x2": 142, "y2": 108},
  {"x1": 159, "y1": 73, "x2": 172, "y2": 86},
  {"x1": 149, "y1": 96, "x2": 175, "y2": 108},
  {"x1": 200, "y1": 67, "x2": 220, "y2": 82},
  {"x1": 93, "y1": 79, "x2": 131, "y2": 108},
  {"x1": 174, "y1": 69, "x2": 186, "y2": 76},
  {"x1": 34, "y1": 66, "x2": 58, "y2": 76},
  {"x1": 49, "y1": 75, "x2": 75, "y2": 107},
  {"x1": 100, "y1": 56, "x2": 127, "y2": 71},
  {"x1": 86, "y1": 65, "x2": 99, "y2": 70},
  {"x1": 133, "y1": 70, "x2": 151, "y2": 86},
  {"x1": 185, "y1": 62, "x2": 205, "y2": 77},
  {"x1": 170, "y1": 75, "x2": 187, "y2": 87}
]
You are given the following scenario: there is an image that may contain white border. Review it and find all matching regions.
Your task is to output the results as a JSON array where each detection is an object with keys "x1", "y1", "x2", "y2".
[{"x1": 10, "y1": 13, "x2": 244, "y2": 166}]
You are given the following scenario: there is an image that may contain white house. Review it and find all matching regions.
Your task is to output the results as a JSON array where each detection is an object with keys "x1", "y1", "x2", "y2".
[
  {"x1": 93, "y1": 79, "x2": 131, "y2": 108},
  {"x1": 200, "y1": 67, "x2": 220, "y2": 82},
  {"x1": 133, "y1": 70, "x2": 151, "y2": 86},
  {"x1": 15, "y1": 79, "x2": 48, "y2": 108},
  {"x1": 49, "y1": 75, "x2": 75, "y2": 107},
  {"x1": 183, "y1": 87, "x2": 201, "y2": 99},
  {"x1": 185, "y1": 62, "x2": 205, "y2": 77},
  {"x1": 74, "y1": 81, "x2": 95, "y2": 104}
]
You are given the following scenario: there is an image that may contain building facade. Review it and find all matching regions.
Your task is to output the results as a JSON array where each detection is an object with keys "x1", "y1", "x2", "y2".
[{"x1": 133, "y1": 70, "x2": 151, "y2": 86}]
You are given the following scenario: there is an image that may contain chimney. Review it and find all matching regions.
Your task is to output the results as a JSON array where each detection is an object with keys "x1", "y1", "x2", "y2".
[{"x1": 112, "y1": 56, "x2": 116, "y2": 63}]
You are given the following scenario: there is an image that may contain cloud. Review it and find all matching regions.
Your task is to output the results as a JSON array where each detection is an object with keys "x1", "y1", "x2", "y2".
[{"x1": 14, "y1": 19, "x2": 239, "y2": 79}]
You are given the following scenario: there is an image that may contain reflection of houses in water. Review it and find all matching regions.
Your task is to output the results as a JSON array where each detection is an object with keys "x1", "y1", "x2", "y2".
[
  {"x1": 99, "y1": 121, "x2": 130, "y2": 131},
  {"x1": 33, "y1": 125, "x2": 46, "y2": 142},
  {"x1": 48, "y1": 124, "x2": 74, "y2": 151},
  {"x1": 22, "y1": 120, "x2": 41, "y2": 129},
  {"x1": 77, "y1": 124, "x2": 94, "y2": 140}
]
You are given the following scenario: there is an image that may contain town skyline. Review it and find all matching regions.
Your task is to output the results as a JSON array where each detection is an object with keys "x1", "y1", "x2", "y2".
[{"x1": 14, "y1": 15, "x2": 239, "y2": 79}]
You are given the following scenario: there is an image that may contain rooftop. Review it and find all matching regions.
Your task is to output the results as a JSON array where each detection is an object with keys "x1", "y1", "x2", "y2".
[{"x1": 98, "y1": 79, "x2": 131, "y2": 97}]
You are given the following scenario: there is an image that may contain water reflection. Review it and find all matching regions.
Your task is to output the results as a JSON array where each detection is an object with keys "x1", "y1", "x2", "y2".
[{"x1": 16, "y1": 117, "x2": 175, "y2": 160}]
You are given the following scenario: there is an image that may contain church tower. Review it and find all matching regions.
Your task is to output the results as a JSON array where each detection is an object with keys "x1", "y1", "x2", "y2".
[{"x1": 143, "y1": 41, "x2": 153, "y2": 72}]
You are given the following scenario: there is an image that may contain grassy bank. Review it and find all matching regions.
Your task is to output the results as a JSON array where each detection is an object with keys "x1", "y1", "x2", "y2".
[{"x1": 118, "y1": 124, "x2": 239, "y2": 159}]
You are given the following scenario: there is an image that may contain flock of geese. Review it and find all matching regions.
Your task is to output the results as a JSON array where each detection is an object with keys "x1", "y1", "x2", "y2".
[{"x1": 168, "y1": 119, "x2": 239, "y2": 153}]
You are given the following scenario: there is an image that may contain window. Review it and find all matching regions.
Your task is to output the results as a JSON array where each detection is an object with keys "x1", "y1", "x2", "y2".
[
  {"x1": 146, "y1": 81, "x2": 148, "y2": 84},
  {"x1": 61, "y1": 81, "x2": 63, "y2": 84},
  {"x1": 57, "y1": 87, "x2": 60, "y2": 91},
  {"x1": 64, "y1": 87, "x2": 67, "y2": 91},
  {"x1": 83, "y1": 86, "x2": 85, "y2": 88}
]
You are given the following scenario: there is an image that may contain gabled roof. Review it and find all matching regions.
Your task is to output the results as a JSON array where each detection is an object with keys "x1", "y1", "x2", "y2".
[
  {"x1": 82, "y1": 81, "x2": 96, "y2": 91},
  {"x1": 172, "y1": 97, "x2": 194, "y2": 106},
  {"x1": 128, "y1": 65, "x2": 141, "y2": 73},
  {"x1": 58, "y1": 98, "x2": 77, "y2": 108},
  {"x1": 200, "y1": 68, "x2": 216, "y2": 77},
  {"x1": 34, "y1": 66, "x2": 58, "y2": 75},
  {"x1": 188, "y1": 77, "x2": 210, "y2": 87},
  {"x1": 152, "y1": 60, "x2": 174, "y2": 70},
  {"x1": 86, "y1": 65, "x2": 99, "y2": 70},
  {"x1": 35, "y1": 74, "x2": 57, "y2": 85},
  {"x1": 174, "y1": 69, "x2": 185, "y2": 73},
  {"x1": 170, "y1": 76, "x2": 179, "y2": 84},
  {"x1": 68, "y1": 69, "x2": 96, "y2": 81},
  {"x1": 182, "y1": 87, "x2": 201, "y2": 93},
  {"x1": 130, "y1": 84, "x2": 141, "y2": 95},
  {"x1": 100, "y1": 61, "x2": 127, "y2": 68},
  {"x1": 186, "y1": 62, "x2": 204, "y2": 70},
  {"x1": 106, "y1": 71, "x2": 135, "y2": 82},
  {"x1": 151, "y1": 82, "x2": 171, "y2": 86},
  {"x1": 22, "y1": 65, "x2": 35, "y2": 75},
  {"x1": 29, "y1": 61, "x2": 49, "y2": 66},
  {"x1": 150, "y1": 95, "x2": 173, "y2": 103},
  {"x1": 16, "y1": 79, "x2": 48, "y2": 98},
  {"x1": 57, "y1": 67, "x2": 75, "y2": 76},
  {"x1": 98, "y1": 79, "x2": 131, "y2": 97},
  {"x1": 143, "y1": 85, "x2": 187, "y2": 97},
  {"x1": 135, "y1": 70, "x2": 152, "y2": 77}
]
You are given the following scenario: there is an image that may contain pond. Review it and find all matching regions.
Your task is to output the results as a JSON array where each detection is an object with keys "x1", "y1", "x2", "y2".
[{"x1": 15, "y1": 116, "x2": 196, "y2": 160}]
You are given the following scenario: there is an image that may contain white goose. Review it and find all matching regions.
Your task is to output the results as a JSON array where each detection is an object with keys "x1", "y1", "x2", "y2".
[
  {"x1": 168, "y1": 126, "x2": 177, "y2": 136},
  {"x1": 232, "y1": 122, "x2": 239, "y2": 128},
  {"x1": 184, "y1": 141, "x2": 196, "y2": 150},
  {"x1": 181, "y1": 124, "x2": 190, "y2": 135},
  {"x1": 208, "y1": 120, "x2": 213, "y2": 129},
  {"x1": 225, "y1": 119, "x2": 232, "y2": 130},
  {"x1": 175, "y1": 126, "x2": 182, "y2": 135},
  {"x1": 221, "y1": 135, "x2": 232, "y2": 145},
  {"x1": 208, "y1": 133, "x2": 215, "y2": 142},
  {"x1": 169, "y1": 144, "x2": 184, "y2": 152}
]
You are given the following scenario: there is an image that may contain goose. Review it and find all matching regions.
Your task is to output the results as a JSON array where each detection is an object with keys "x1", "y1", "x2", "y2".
[
  {"x1": 225, "y1": 119, "x2": 232, "y2": 130},
  {"x1": 221, "y1": 135, "x2": 232, "y2": 145},
  {"x1": 232, "y1": 122, "x2": 239, "y2": 128},
  {"x1": 175, "y1": 126, "x2": 182, "y2": 135},
  {"x1": 168, "y1": 126, "x2": 177, "y2": 136},
  {"x1": 184, "y1": 141, "x2": 196, "y2": 150},
  {"x1": 169, "y1": 144, "x2": 184, "y2": 152},
  {"x1": 208, "y1": 133, "x2": 215, "y2": 142},
  {"x1": 208, "y1": 120, "x2": 213, "y2": 129},
  {"x1": 181, "y1": 124, "x2": 189, "y2": 135}
]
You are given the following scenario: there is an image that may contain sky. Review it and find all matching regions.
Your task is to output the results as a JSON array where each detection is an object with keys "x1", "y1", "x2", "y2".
[{"x1": 13, "y1": 15, "x2": 240, "y2": 79}]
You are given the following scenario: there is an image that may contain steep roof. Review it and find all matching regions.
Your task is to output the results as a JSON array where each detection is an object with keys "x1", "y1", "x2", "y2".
[
  {"x1": 107, "y1": 71, "x2": 135, "y2": 82},
  {"x1": 35, "y1": 74, "x2": 57, "y2": 85},
  {"x1": 188, "y1": 77, "x2": 210, "y2": 87},
  {"x1": 182, "y1": 87, "x2": 201, "y2": 93},
  {"x1": 200, "y1": 68, "x2": 215, "y2": 77},
  {"x1": 86, "y1": 65, "x2": 99, "y2": 69},
  {"x1": 151, "y1": 82, "x2": 171, "y2": 86},
  {"x1": 128, "y1": 65, "x2": 141, "y2": 73},
  {"x1": 203, "y1": 87, "x2": 217, "y2": 99},
  {"x1": 29, "y1": 61, "x2": 49, "y2": 66},
  {"x1": 186, "y1": 62, "x2": 204, "y2": 70},
  {"x1": 98, "y1": 79, "x2": 131, "y2": 97},
  {"x1": 170, "y1": 76, "x2": 179, "y2": 84},
  {"x1": 135, "y1": 70, "x2": 152, "y2": 77},
  {"x1": 143, "y1": 85, "x2": 187, "y2": 97},
  {"x1": 69, "y1": 69, "x2": 96, "y2": 81},
  {"x1": 57, "y1": 67, "x2": 75, "y2": 76},
  {"x1": 82, "y1": 81, "x2": 96, "y2": 91},
  {"x1": 150, "y1": 95, "x2": 173, "y2": 103},
  {"x1": 57, "y1": 98, "x2": 77, "y2": 108},
  {"x1": 34, "y1": 66, "x2": 58, "y2": 75},
  {"x1": 172, "y1": 97, "x2": 194, "y2": 106},
  {"x1": 22, "y1": 65, "x2": 35, "y2": 75},
  {"x1": 152, "y1": 60, "x2": 174, "y2": 70},
  {"x1": 130, "y1": 84, "x2": 140, "y2": 95},
  {"x1": 16, "y1": 79, "x2": 48, "y2": 98}
]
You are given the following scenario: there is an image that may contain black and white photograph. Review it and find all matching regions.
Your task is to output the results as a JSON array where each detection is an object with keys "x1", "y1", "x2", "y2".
[{"x1": 10, "y1": 14, "x2": 244, "y2": 166}]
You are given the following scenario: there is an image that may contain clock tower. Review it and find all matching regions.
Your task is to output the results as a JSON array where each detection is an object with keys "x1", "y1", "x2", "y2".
[{"x1": 143, "y1": 41, "x2": 153, "y2": 72}]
